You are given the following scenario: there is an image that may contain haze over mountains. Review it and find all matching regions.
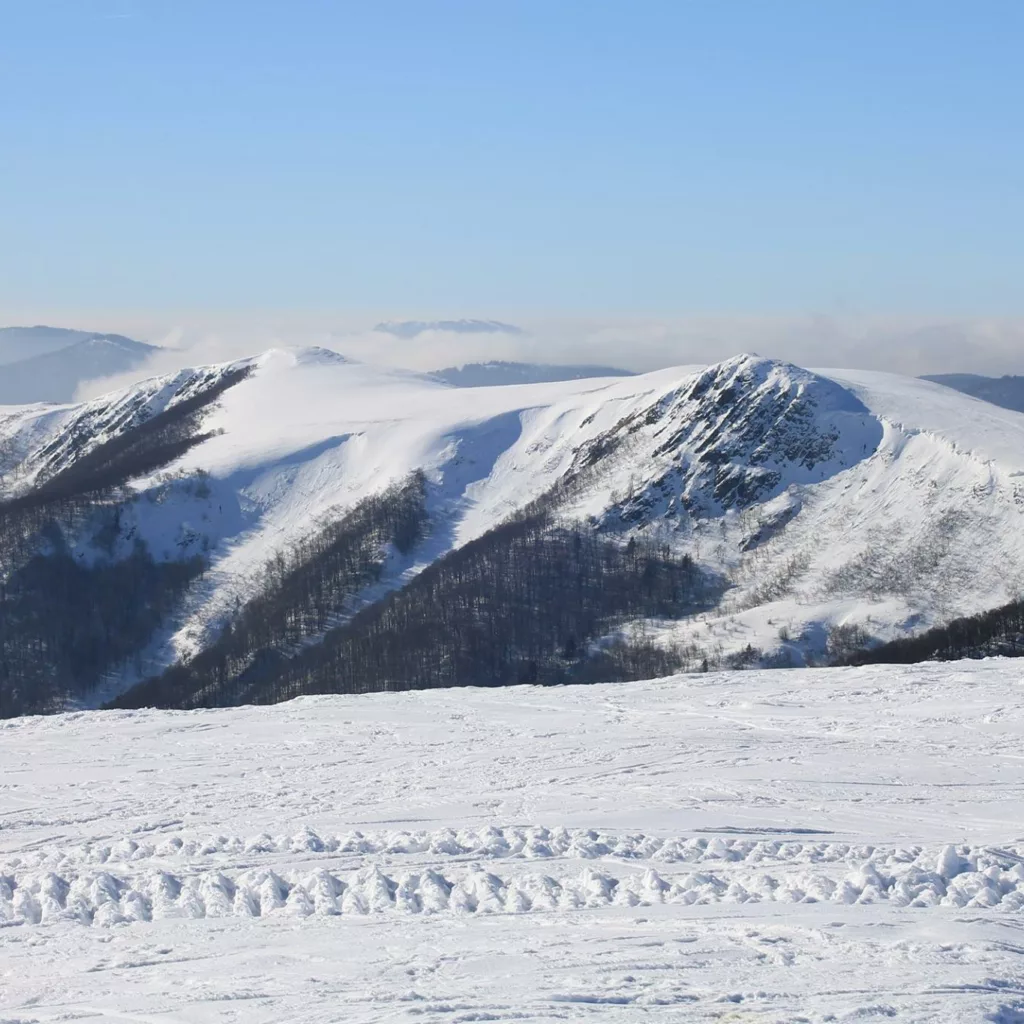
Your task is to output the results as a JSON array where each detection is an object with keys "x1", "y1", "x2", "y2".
[
  {"x1": 375, "y1": 318, "x2": 524, "y2": 338},
  {"x1": 0, "y1": 324, "x2": 640, "y2": 405},
  {"x1": 922, "y1": 372, "x2": 1024, "y2": 413},
  {"x1": 0, "y1": 326, "x2": 158, "y2": 404},
  {"x1": 430, "y1": 360, "x2": 634, "y2": 387},
  {"x1": 3, "y1": 344, "x2": 1024, "y2": 715}
]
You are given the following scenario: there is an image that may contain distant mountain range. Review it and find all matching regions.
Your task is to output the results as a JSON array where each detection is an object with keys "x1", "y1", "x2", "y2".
[
  {"x1": 431, "y1": 361, "x2": 634, "y2": 387},
  {"x1": 921, "y1": 373, "x2": 1024, "y2": 414},
  {"x1": 0, "y1": 326, "x2": 158, "y2": 404}
]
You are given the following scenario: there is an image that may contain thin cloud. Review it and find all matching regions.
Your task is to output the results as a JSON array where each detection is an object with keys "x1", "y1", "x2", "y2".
[
  {"x1": 44, "y1": 312, "x2": 1024, "y2": 403},
  {"x1": 374, "y1": 320, "x2": 524, "y2": 339}
]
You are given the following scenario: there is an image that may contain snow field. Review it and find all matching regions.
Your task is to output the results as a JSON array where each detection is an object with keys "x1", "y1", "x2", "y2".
[{"x1": 4, "y1": 660, "x2": 1024, "y2": 1020}]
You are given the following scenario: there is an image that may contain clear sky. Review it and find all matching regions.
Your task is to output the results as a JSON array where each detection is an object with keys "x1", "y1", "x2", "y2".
[{"x1": 1, "y1": 0, "x2": 1022, "y2": 317}]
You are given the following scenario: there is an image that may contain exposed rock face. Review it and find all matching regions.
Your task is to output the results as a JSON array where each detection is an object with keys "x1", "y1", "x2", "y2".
[{"x1": 572, "y1": 355, "x2": 881, "y2": 525}]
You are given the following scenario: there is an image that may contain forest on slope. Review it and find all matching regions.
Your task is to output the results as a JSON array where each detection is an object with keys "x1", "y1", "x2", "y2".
[
  {"x1": 840, "y1": 598, "x2": 1024, "y2": 666},
  {"x1": 0, "y1": 368, "x2": 251, "y2": 715},
  {"x1": 5, "y1": 350, "x2": 1024, "y2": 716},
  {"x1": 112, "y1": 484, "x2": 715, "y2": 710}
]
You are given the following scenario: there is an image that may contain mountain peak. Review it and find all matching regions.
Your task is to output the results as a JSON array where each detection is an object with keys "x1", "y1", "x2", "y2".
[
  {"x1": 254, "y1": 346, "x2": 354, "y2": 370},
  {"x1": 5, "y1": 355, "x2": 1024, "y2": 712},
  {"x1": 566, "y1": 357, "x2": 880, "y2": 526}
]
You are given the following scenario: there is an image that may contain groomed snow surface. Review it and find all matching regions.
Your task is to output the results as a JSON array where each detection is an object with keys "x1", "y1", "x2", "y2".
[{"x1": 3, "y1": 660, "x2": 1024, "y2": 1021}]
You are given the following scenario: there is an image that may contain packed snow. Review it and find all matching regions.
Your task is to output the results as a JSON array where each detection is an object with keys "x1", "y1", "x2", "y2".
[{"x1": 2, "y1": 659, "x2": 1024, "y2": 1021}]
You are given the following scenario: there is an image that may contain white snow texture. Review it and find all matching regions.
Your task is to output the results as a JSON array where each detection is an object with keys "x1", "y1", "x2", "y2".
[
  {"x1": 3, "y1": 661, "x2": 1024, "y2": 1021},
  {"x1": 3, "y1": 349, "x2": 1024, "y2": 693},
  {"x1": 5, "y1": 352, "x2": 1024, "y2": 1019}
]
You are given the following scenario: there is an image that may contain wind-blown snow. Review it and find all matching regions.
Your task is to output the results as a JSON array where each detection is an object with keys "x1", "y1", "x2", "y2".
[{"x1": 3, "y1": 660, "x2": 1024, "y2": 1020}]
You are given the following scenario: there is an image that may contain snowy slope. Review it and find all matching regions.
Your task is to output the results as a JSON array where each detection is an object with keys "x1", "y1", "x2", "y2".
[
  {"x1": 5, "y1": 350, "x2": 1024, "y2": 695},
  {"x1": 3, "y1": 660, "x2": 1024, "y2": 1021},
  {"x1": 0, "y1": 360, "x2": 253, "y2": 492}
]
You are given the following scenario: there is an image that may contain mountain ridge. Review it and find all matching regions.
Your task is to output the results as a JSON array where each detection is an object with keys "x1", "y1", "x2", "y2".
[
  {"x1": 3, "y1": 350, "x2": 1024, "y2": 713},
  {"x1": 0, "y1": 325, "x2": 159, "y2": 404},
  {"x1": 922, "y1": 372, "x2": 1024, "y2": 413}
]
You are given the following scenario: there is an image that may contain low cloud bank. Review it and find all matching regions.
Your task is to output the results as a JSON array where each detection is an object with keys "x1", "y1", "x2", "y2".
[{"x1": 4, "y1": 311, "x2": 1019, "y2": 402}]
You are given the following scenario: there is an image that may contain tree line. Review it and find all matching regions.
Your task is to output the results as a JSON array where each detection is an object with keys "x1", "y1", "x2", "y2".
[
  {"x1": 114, "y1": 496, "x2": 714, "y2": 710},
  {"x1": 111, "y1": 473, "x2": 429, "y2": 709},
  {"x1": 0, "y1": 368, "x2": 252, "y2": 716},
  {"x1": 838, "y1": 598, "x2": 1024, "y2": 666},
  {"x1": 0, "y1": 542, "x2": 204, "y2": 716}
]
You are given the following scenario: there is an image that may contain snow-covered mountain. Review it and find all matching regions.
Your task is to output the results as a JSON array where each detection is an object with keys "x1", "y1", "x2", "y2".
[
  {"x1": 3, "y1": 349, "x2": 1024, "y2": 711},
  {"x1": 0, "y1": 326, "x2": 157, "y2": 404},
  {"x1": 0, "y1": 325, "x2": 99, "y2": 364}
]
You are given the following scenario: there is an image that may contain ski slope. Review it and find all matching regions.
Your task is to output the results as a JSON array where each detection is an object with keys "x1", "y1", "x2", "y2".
[{"x1": 3, "y1": 659, "x2": 1024, "y2": 1021}]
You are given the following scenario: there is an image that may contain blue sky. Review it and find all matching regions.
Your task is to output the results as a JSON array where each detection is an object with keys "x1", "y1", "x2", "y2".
[{"x1": 1, "y1": 0, "x2": 1022, "y2": 318}]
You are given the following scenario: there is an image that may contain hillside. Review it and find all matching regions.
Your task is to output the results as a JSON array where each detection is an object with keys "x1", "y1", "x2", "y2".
[
  {"x1": 4, "y1": 350, "x2": 1024, "y2": 712},
  {"x1": 0, "y1": 325, "x2": 105, "y2": 364},
  {"x1": 840, "y1": 596, "x2": 1024, "y2": 665},
  {"x1": 0, "y1": 325, "x2": 158, "y2": 403},
  {"x1": 922, "y1": 371, "x2": 1024, "y2": 413}
]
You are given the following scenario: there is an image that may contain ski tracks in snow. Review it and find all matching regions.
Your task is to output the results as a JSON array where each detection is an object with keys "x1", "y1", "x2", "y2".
[
  {"x1": 6, "y1": 828, "x2": 1024, "y2": 927},
  {"x1": 5, "y1": 662, "x2": 1024, "y2": 1020}
]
